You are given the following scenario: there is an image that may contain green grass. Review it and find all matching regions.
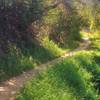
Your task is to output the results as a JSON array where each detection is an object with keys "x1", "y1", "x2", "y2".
[
  {"x1": 42, "y1": 37, "x2": 65, "y2": 56},
  {"x1": 15, "y1": 39, "x2": 100, "y2": 100},
  {"x1": 80, "y1": 30, "x2": 100, "y2": 39},
  {"x1": 0, "y1": 38, "x2": 65, "y2": 82},
  {"x1": 0, "y1": 36, "x2": 79, "y2": 82}
]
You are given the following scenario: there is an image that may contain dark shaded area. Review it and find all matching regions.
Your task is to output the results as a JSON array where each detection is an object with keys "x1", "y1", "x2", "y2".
[
  {"x1": 0, "y1": 1, "x2": 44, "y2": 54},
  {"x1": 0, "y1": 41, "x2": 58, "y2": 82},
  {"x1": 93, "y1": 55, "x2": 100, "y2": 93},
  {"x1": 94, "y1": 55, "x2": 100, "y2": 64},
  {"x1": 0, "y1": 1, "x2": 58, "y2": 82}
]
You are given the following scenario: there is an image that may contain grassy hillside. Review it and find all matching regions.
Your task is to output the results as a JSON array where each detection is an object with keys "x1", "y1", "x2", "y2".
[
  {"x1": 15, "y1": 39, "x2": 100, "y2": 100},
  {"x1": 0, "y1": 38, "x2": 66, "y2": 81},
  {"x1": 0, "y1": 0, "x2": 80, "y2": 82}
]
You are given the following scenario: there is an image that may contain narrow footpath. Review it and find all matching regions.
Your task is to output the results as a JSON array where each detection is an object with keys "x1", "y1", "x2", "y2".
[{"x1": 0, "y1": 39, "x2": 90, "y2": 100}]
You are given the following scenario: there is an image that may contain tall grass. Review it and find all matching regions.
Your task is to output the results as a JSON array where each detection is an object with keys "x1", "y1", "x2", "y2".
[
  {"x1": 16, "y1": 56, "x2": 99, "y2": 100},
  {"x1": 15, "y1": 48, "x2": 100, "y2": 100},
  {"x1": 0, "y1": 39, "x2": 64, "y2": 82}
]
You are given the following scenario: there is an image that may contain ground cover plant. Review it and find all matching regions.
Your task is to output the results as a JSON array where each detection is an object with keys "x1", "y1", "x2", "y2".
[
  {"x1": 0, "y1": 38, "x2": 65, "y2": 82},
  {"x1": 15, "y1": 39, "x2": 100, "y2": 100},
  {"x1": 0, "y1": 0, "x2": 81, "y2": 82},
  {"x1": 0, "y1": 0, "x2": 100, "y2": 99}
]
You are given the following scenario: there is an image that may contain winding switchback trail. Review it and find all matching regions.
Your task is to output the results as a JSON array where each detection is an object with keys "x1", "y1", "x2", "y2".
[{"x1": 0, "y1": 39, "x2": 90, "y2": 100}]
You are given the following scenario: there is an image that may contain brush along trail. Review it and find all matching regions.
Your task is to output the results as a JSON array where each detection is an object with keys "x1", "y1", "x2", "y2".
[{"x1": 0, "y1": 39, "x2": 90, "y2": 100}]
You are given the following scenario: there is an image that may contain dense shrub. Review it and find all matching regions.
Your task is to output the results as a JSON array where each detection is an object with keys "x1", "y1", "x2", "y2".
[
  {"x1": 74, "y1": 0, "x2": 100, "y2": 32},
  {"x1": 39, "y1": 4, "x2": 81, "y2": 48},
  {"x1": 15, "y1": 51, "x2": 100, "y2": 100},
  {"x1": 15, "y1": 36, "x2": 100, "y2": 100},
  {"x1": 0, "y1": 40, "x2": 64, "y2": 82},
  {"x1": 0, "y1": 0, "x2": 82, "y2": 52},
  {"x1": 0, "y1": 0, "x2": 45, "y2": 54}
]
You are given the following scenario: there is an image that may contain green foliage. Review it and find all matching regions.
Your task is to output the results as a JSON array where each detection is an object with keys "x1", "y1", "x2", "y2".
[
  {"x1": 0, "y1": 40, "x2": 65, "y2": 81},
  {"x1": 15, "y1": 50, "x2": 100, "y2": 100},
  {"x1": 15, "y1": 37, "x2": 100, "y2": 100},
  {"x1": 0, "y1": 0, "x2": 99, "y2": 91},
  {"x1": 42, "y1": 37, "x2": 65, "y2": 56},
  {"x1": 48, "y1": 8, "x2": 81, "y2": 46},
  {"x1": 75, "y1": 1, "x2": 100, "y2": 32}
]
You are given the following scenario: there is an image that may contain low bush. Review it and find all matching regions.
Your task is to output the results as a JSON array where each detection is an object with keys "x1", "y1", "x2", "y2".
[
  {"x1": 15, "y1": 50, "x2": 100, "y2": 100},
  {"x1": 15, "y1": 38, "x2": 100, "y2": 99},
  {"x1": 0, "y1": 40, "x2": 64, "y2": 82}
]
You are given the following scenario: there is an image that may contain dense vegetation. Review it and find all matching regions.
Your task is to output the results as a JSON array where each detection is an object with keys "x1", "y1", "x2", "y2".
[
  {"x1": 15, "y1": 39, "x2": 100, "y2": 100},
  {"x1": 0, "y1": 0, "x2": 82, "y2": 81},
  {"x1": 0, "y1": 0, "x2": 100, "y2": 99}
]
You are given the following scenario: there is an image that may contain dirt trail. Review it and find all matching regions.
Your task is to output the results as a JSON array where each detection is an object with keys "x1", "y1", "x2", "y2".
[{"x1": 0, "y1": 40, "x2": 90, "y2": 100}]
